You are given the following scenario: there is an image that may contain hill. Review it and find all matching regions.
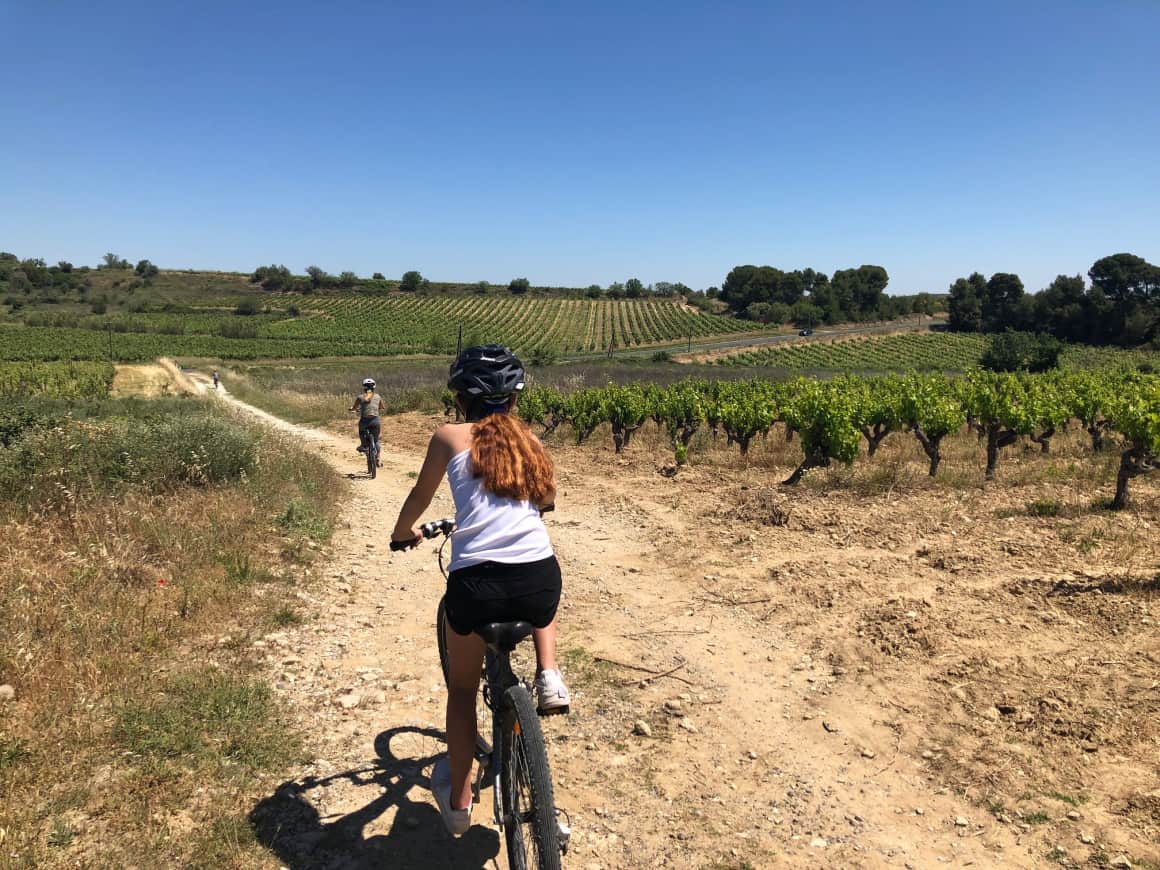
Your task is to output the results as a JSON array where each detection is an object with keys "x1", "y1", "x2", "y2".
[{"x1": 0, "y1": 267, "x2": 767, "y2": 362}]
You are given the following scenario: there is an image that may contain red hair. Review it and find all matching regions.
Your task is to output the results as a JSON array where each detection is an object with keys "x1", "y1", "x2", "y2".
[{"x1": 470, "y1": 413, "x2": 554, "y2": 504}]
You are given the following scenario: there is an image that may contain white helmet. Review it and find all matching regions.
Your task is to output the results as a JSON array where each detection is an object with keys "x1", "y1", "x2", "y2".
[{"x1": 362, "y1": 378, "x2": 375, "y2": 389}]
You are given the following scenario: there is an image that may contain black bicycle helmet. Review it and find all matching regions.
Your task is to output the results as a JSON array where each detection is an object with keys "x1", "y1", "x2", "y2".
[{"x1": 447, "y1": 344, "x2": 525, "y2": 399}]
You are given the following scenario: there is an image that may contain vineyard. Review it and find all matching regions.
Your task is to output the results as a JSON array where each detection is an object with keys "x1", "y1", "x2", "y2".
[
  {"x1": 715, "y1": 331, "x2": 1160, "y2": 372},
  {"x1": 517, "y1": 370, "x2": 1160, "y2": 508},
  {"x1": 0, "y1": 361, "x2": 115, "y2": 400},
  {"x1": 0, "y1": 296, "x2": 761, "y2": 362}
]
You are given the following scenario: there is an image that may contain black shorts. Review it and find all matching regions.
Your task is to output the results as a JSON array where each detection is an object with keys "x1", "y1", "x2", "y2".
[
  {"x1": 444, "y1": 555, "x2": 562, "y2": 637},
  {"x1": 359, "y1": 418, "x2": 381, "y2": 440}
]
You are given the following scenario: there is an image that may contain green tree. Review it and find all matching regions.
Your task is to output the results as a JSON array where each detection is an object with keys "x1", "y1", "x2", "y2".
[
  {"x1": 134, "y1": 259, "x2": 159, "y2": 279},
  {"x1": 399, "y1": 270, "x2": 423, "y2": 293},
  {"x1": 252, "y1": 264, "x2": 293, "y2": 291},
  {"x1": 789, "y1": 300, "x2": 824, "y2": 329},
  {"x1": 981, "y1": 272, "x2": 1025, "y2": 332},
  {"x1": 1088, "y1": 253, "x2": 1159, "y2": 346},
  {"x1": 1088, "y1": 253, "x2": 1158, "y2": 307},
  {"x1": 306, "y1": 265, "x2": 329, "y2": 289},
  {"x1": 625, "y1": 278, "x2": 644, "y2": 298},
  {"x1": 337, "y1": 271, "x2": 358, "y2": 288},
  {"x1": 830, "y1": 265, "x2": 889, "y2": 321},
  {"x1": 101, "y1": 252, "x2": 131, "y2": 270},
  {"x1": 509, "y1": 277, "x2": 530, "y2": 295},
  {"x1": 372, "y1": 272, "x2": 385, "y2": 280},
  {"x1": 981, "y1": 331, "x2": 1062, "y2": 373},
  {"x1": 947, "y1": 273, "x2": 985, "y2": 332}
]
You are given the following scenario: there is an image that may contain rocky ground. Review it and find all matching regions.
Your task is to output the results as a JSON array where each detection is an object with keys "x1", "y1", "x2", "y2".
[{"x1": 203, "y1": 384, "x2": 1158, "y2": 870}]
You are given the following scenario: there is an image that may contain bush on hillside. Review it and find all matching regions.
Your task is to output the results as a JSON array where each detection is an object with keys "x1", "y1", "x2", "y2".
[
  {"x1": 981, "y1": 331, "x2": 1062, "y2": 372},
  {"x1": 0, "y1": 406, "x2": 259, "y2": 507}
]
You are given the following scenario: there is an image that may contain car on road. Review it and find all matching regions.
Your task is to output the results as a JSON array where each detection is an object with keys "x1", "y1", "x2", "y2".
[{"x1": 798, "y1": 328, "x2": 814, "y2": 336}]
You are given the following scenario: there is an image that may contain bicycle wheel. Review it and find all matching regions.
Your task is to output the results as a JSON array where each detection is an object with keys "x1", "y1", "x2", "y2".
[
  {"x1": 366, "y1": 436, "x2": 377, "y2": 478},
  {"x1": 500, "y1": 685, "x2": 560, "y2": 870},
  {"x1": 436, "y1": 596, "x2": 451, "y2": 687}
]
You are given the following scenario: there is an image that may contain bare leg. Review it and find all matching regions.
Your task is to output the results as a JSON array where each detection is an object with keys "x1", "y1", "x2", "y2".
[
  {"x1": 444, "y1": 620, "x2": 485, "y2": 811},
  {"x1": 532, "y1": 616, "x2": 558, "y2": 673}
]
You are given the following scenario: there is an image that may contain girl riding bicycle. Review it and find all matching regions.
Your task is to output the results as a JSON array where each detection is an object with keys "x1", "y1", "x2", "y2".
[
  {"x1": 390, "y1": 345, "x2": 570, "y2": 835},
  {"x1": 351, "y1": 378, "x2": 384, "y2": 464}
]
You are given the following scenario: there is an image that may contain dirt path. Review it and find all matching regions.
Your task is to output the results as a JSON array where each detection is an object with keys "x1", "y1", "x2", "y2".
[{"x1": 188, "y1": 377, "x2": 1154, "y2": 869}]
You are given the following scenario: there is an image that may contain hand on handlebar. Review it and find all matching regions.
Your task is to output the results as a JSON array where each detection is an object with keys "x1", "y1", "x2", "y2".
[
  {"x1": 390, "y1": 528, "x2": 422, "y2": 551},
  {"x1": 390, "y1": 518, "x2": 455, "y2": 551}
]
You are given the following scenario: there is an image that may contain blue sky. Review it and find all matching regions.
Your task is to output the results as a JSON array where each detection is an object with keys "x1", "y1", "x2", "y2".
[{"x1": 1, "y1": 1, "x2": 1157, "y2": 295}]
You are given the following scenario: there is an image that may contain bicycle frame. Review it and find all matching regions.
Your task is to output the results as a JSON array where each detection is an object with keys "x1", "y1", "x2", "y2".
[{"x1": 479, "y1": 644, "x2": 518, "y2": 828}]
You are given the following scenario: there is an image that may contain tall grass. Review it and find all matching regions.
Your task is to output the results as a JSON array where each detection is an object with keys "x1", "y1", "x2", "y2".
[{"x1": 0, "y1": 395, "x2": 342, "y2": 867}]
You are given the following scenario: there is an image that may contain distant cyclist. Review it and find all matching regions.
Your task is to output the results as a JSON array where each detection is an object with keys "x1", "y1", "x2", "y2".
[
  {"x1": 211, "y1": 369, "x2": 220, "y2": 390},
  {"x1": 350, "y1": 378, "x2": 385, "y2": 464},
  {"x1": 391, "y1": 344, "x2": 570, "y2": 835}
]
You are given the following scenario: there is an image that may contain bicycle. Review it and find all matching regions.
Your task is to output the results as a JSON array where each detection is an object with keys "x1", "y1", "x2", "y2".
[
  {"x1": 352, "y1": 414, "x2": 381, "y2": 479},
  {"x1": 392, "y1": 518, "x2": 570, "y2": 869}
]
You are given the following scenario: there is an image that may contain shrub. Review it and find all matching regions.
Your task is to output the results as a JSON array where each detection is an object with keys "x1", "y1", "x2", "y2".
[
  {"x1": 218, "y1": 320, "x2": 260, "y2": 339},
  {"x1": 527, "y1": 345, "x2": 559, "y2": 366},
  {"x1": 399, "y1": 270, "x2": 423, "y2": 293},
  {"x1": 0, "y1": 405, "x2": 259, "y2": 506},
  {"x1": 982, "y1": 331, "x2": 1062, "y2": 372}
]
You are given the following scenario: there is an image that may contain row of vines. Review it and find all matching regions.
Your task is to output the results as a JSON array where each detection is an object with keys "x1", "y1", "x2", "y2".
[
  {"x1": 717, "y1": 331, "x2": 1160, "y2": 373},
  {"x1": 0, "y1": 297, "x2": 760, "y2": 361},
  {"x1": 514, "y1": 370, "x2": 1160, "y2": 509}
]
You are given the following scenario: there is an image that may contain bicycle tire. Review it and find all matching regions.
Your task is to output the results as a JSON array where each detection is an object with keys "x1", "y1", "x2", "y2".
[
  {"x1": 436, "y1": 596, "x2": 451, "y2": 688},
  {"x1": 500, "y1": 685, "x2": 560, "y2": 870},
  {"x1": 367, "y1": 437, "x2": 377, "y2": 479}
]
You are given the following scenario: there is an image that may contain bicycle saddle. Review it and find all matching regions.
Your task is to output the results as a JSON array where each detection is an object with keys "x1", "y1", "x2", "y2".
[{"x1": 476, "y1": 621, "x2": 534, "y2": 651}]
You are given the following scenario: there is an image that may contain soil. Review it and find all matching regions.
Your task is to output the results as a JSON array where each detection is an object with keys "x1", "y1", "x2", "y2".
[{"x1": 190, "y1": 375, "x2": 1158, "y2": 869}]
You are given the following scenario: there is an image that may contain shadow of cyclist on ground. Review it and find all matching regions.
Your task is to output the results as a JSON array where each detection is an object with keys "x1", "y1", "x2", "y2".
[{"x1": 249, "y1": 725, "x2": 500, "y2": 869}]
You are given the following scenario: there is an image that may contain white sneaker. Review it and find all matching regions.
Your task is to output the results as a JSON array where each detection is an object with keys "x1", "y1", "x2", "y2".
[
  {"x1": 430, "y1": 756, "x2": 471, "y2": 836},
  {"x1": 535, "y1": 668, "x2": 571, "y2": 715}
]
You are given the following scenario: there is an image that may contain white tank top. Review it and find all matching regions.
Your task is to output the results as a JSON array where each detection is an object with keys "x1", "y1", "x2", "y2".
[{"x1": 446, "y1": 448, "x2": 553, "y2": 572}]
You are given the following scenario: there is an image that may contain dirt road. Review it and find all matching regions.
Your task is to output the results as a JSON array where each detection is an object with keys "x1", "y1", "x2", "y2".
[{"x1": 191, "y1": 376, "x2": 1157, "y2": 869}]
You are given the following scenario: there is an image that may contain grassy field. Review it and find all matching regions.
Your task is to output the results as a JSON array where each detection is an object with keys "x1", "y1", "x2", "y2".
[{"x1": 0, "y1": 386, "x2": 341, "y2": 867}]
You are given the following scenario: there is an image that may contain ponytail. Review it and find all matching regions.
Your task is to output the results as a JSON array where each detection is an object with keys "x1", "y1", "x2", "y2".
[{"x1": 470, "y1": 413, "x2": 554, "y2": 505}]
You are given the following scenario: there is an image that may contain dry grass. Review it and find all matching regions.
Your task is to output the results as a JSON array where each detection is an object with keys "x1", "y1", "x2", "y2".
[{"x1": 0, "y1": 408, "x2": 342, "y2": 867}]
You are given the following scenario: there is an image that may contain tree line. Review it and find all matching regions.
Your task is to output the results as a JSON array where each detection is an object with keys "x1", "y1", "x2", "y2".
[
  {"x1": 947, "y1": 253, "x2": 1158, "y2": 348},
  {"x1": 715, "y1": 263, "x2": 941, "y2": 326},
  {"x1": 250, "y1": 264, "x2": 698, "y2": 301}
]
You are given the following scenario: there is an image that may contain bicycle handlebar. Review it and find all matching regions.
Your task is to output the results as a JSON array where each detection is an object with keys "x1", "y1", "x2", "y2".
[
  {"x1": 390, "y1": 505, "x2": 552, "y2": 552},
  {"x1": 390, "y1": 518, "x2": 455, "y2": 551}
]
